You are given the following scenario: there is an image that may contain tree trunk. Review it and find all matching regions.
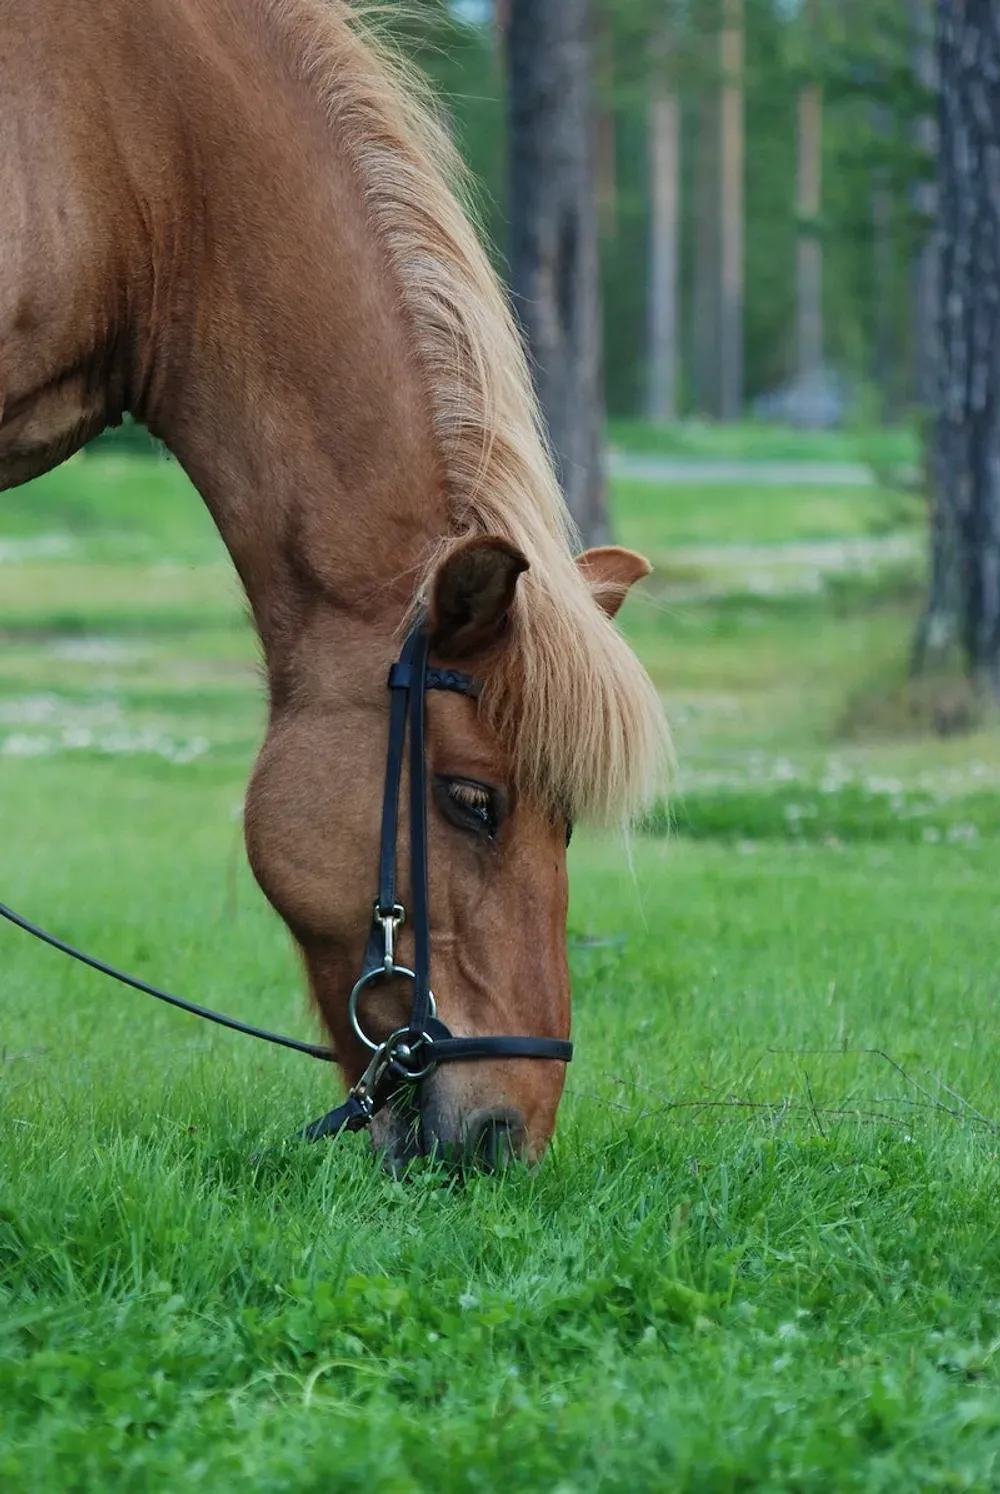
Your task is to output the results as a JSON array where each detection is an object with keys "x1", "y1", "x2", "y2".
[
  {"x1": 870, "y1": 103, "x2": 896, "y2": 422},
  {"x1": 795, "y1": 83, "x2": 823, "y2": 385},
  {"x1": 909, "y1": 0, "x2": 938, "y2": 413},
  {"x1": 647, "y1": 53, "x2": 680, "y2": 423},
  {"x1": 493, "y1": 0, "x2": 510, "y2": 54},
  {"x1": 692, "y1": 84, "x2": 720, "y2": 415},
  {"x1": 595, "y1": 10, "x2": 618, "y2": 241},
  {"x1": 914, "y1": 1, "x2": 1000, "y2": 689},
  {"x1": 506, "y1": 0, "x2": 609, "y2": 545},
  {"x1": 718, "y1": 0, "x2": 744, "y2": 420}
]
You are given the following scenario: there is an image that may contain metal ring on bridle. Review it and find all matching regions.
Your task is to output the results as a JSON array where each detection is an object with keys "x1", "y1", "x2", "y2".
[
  {"x1": 348, "y1": 965, "x2": 437, "y2": 1052},
  {"x1": 383, "y1": 1026, "x2": 438, "y2": 1082}
]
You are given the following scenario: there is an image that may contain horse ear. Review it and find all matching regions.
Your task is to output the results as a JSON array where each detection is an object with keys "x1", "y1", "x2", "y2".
[
  {"x1": 429, "y1": 536, "x2": 529, "y2": 658},
  {"x1": 576, "y1": 545, "x2": 652, "y2": 619}
]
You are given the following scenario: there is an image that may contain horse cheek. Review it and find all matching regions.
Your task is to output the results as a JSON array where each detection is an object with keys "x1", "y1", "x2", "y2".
[{"x1": 243, "y1": 714, "x2": 372, "y2": 943}]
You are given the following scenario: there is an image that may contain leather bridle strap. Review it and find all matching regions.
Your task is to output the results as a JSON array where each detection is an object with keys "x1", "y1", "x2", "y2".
[
  {"x1": 407, "y1": 625, "x2": 433, "y2": 1036},
  {"x1": 300, "y1": 1032, "x2": 574, "y2": 1143},
  {"x1": 421, "y1": 1034, "x2": 573, "y2": 1062},
  {"x1": 303, "y1": 618, "x2": 573, "y2": 1142}
]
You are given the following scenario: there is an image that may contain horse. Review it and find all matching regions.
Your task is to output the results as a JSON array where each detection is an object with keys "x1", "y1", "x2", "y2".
[{"x1": 0, "y1": 0, "x2": 669, "y2": 1167}]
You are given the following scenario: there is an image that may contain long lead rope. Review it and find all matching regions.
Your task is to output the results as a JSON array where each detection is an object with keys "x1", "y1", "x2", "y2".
[{"x1": 0, "y1": 899, "x2": 335, "y2": 1062}]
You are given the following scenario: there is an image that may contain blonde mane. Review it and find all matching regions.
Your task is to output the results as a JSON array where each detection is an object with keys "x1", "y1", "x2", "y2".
[{"x1": 270, "y1": 0, "x2": 670, "y2": 821}]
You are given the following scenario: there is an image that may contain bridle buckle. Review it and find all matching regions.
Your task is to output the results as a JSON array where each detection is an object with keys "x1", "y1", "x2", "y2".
[{"x1": 375, "y1": 901, "x2": 405, "y2": 973}]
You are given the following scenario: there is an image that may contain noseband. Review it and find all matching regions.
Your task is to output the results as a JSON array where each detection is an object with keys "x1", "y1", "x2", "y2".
[
  {"x1": 301, "y1": 619, "x2": 573, "y2": 1141},
  {"x1": 0, "y1": 617, "x2": 572, "y2": 1144}
]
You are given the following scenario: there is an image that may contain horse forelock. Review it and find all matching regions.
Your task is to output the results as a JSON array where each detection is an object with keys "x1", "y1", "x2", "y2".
[{"x1": 266, "y1": 0, "x2": 670, "y2": 822}]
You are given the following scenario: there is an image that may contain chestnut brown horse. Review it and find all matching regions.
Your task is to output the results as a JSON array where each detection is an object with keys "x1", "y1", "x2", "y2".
[{"x1": 0, "y1": 0, "x2": 669, "y2": 1164}]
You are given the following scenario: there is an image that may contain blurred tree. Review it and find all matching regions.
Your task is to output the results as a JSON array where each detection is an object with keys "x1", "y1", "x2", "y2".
[
  {"x1": 821, "y1": 1, "x2": 933, "y2": 418},
  {"x1": 908, "y1": 0, "x2": 937, "y2": 414},
  {"x1": 914, "y1": 1, "x2": 1000, "y2": 689},
  {"x1": 870, "y1": 99, "x2": 896, "y2": 418},
  {"x1": 689, "y1": 0, "x2": 744, "y2": 419},
  {"x1": 96, "y1": 0, "x2": 941, "y2": 450},
  {"x1": 596, "y1": 10, "x2": 620, "y2": 238},
  {"x1": 718, "y1": 0, "x2": 745, "y2": 417},
  {"x1": 791, "y1": 0, "x2": 823, "y2": 389},
  {"x1": 691, "y1": 38, "x2": 721, "y2": 415},
  {"x1": 505, "y1": 0, "x2": 608, "y2": 542},
  {"x1": 488, "y1": 0, "x2": 931, "y2": 423},
  {"x1": 738, "y1": 0, "x2": 798, "y2": 403},
  {"x1": 646, "y1": 4, "x2": 684, "y2": 421}
]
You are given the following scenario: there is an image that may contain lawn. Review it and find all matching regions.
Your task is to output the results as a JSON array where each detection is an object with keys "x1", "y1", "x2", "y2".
[
  {"x1": 613, "y1": 477, "x2": 923, "y2": 554},
  {"x1": 3, "y1": 449, "x2": 1000, "y2": 1491},
  {"x1": 609, "y1": 417, "x2": 919, "y2": 471}
]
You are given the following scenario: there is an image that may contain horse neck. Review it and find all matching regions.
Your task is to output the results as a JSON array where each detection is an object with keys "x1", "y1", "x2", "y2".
[{"x1": 126, "y1": 6, "x2": 447, "y2": 692}]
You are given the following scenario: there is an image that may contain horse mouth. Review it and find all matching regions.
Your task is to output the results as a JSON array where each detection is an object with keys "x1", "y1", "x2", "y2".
[
  {"x1": 368, "y1": 1092, "x2": 424, "y2": 1172},
  {"x1": 368, "y1": 1089, "x2": 528, "y2": 1173}
]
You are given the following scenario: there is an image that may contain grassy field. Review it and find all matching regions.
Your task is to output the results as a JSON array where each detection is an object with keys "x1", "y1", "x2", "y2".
[
  {"x1": 3, "y1": 448, "x2": 1000, "y2": 1490},
  {"x1": 608, "y1": 417, "x2": 919, "y2": 472}
]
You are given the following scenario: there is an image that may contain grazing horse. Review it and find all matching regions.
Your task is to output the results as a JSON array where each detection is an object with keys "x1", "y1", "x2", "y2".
[{"x1": 0, "y1": 0, "x2": 669, "y2": 1164}]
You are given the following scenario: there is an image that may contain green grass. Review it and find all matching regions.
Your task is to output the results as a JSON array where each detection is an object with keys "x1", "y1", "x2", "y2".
[
  {"x1": 4, "y1": 451, "x2": 1000, "y2": 1491},
  {"x1": 0, "y1": 451, "x2": 218, "y2": 558},
  {"x1": 613, "y1": 477, "x2": 923, "y2": 556},
  {"x1": 609, "y1": 417, "x2": 919, "y2": 469}
]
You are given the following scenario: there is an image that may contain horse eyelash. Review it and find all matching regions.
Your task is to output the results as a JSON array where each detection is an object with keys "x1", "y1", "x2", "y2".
[{"x1": 448, "y1": 781, "x2": 492, "y2": 810}]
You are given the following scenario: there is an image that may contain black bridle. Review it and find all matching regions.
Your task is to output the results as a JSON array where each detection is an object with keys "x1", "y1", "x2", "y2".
[
  {"x1": 0, "y1": 618, "x2": 572, "y2": 1142},
  {"x1": 301, "y1": 618, "x2": 572, "y2": 1140}
]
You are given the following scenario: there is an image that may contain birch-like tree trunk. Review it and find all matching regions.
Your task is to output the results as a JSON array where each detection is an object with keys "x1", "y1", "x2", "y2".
[
  {"x1": 718, "y1": 0, "x2": 744, "y2": 420},
  {"x1": 595, "y1": 11, "x2": 618, "y2": 241},
  {"x1": 870, "y1": 103, "x2": 896, "y2": 420},
  {"x1": 647, "y1": 48, "x2": 680, "y2": 423},
  {"x1": 909, "y1": 0, "x2": 938, "y2": 413},
  {"x1": 506, "y1": 0, "x2": 609, "y2": 545},
  {"x1": 796, "y1": 82, "x2": 823, "y2": 384},
  {"x1": 692, "y1": 84, "x2": 720, "y2": 415},
  {"x1": 914, "y1": 1, "x2": 1000, "y2": 688}
]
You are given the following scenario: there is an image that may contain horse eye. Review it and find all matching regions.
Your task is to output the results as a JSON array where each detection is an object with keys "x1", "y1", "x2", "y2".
[{"x1": 436, "y1": 777, "x2": 504, "y2": 840}]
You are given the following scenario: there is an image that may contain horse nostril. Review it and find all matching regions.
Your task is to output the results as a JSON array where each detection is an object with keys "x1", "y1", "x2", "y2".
[{"x1": 465, "y1": 1107, "x2": 527, "y2": 1170}]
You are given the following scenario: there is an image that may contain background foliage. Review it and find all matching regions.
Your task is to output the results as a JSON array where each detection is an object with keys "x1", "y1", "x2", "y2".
[{"x1": 375, "y1": 0, "x2": 930, "y2": 419}]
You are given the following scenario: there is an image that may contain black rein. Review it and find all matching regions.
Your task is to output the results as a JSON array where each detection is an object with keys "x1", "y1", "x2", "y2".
[{"x1": 0, "y1": 897, "x2": 336, "y2": 1063}]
